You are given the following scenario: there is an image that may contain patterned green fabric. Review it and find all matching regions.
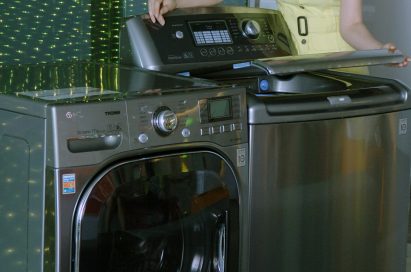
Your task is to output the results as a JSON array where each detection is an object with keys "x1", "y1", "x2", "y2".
[{"x1": 0, "y1": 0, "x2": 246, "y2": 64}]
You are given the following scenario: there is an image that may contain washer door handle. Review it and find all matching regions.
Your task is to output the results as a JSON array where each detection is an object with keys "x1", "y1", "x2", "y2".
[{"x1": 67, "y1": 133, "x2": 122, "y2": 153}]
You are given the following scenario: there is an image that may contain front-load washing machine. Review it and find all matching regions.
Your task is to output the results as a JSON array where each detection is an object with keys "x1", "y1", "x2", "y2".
[{"x1": 0, "y1": 61, "x2": 248, "y2": 272}]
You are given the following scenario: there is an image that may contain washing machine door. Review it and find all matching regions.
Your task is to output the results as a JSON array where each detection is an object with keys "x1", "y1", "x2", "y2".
[{"x1": 73, "y1": 151, "x2": 239, "y2": 272}]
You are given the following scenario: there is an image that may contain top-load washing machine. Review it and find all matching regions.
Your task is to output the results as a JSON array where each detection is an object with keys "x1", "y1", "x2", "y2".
[
  {"x1": 0, "y1": 61, "x2": 249, "y2": 272},
  {"x1": 119, "y1": 6, "x2": 411, "y2": 272}
]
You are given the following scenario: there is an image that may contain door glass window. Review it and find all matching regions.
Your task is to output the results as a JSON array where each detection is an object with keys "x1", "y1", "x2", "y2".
[{"x1": 75, "y1": 151, "x2": 239, "y2": 272}]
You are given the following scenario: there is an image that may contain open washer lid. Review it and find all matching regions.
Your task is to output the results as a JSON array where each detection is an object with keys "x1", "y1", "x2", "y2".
[{"x1": 119, "y1": 6, "x2": 405, "y2": 75}]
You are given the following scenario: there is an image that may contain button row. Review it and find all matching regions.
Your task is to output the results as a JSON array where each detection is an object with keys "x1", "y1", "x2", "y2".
[
  {"x1": 200, "y1": 47, "x2": 234, "y2": 57},
  {"x1": 201, "y1": 123, "x2": 242, "y2": 136}
]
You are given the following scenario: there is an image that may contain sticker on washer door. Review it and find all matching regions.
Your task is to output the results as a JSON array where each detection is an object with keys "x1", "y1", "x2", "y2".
[
  {"x1": 62, "y1": 174, "x2": 76, "y2": 194},
  {"x1": 237, "y1": 148, "x2": 246, "y2": 167}
]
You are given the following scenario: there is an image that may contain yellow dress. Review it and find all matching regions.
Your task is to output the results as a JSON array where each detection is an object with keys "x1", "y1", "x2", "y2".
[
  {"x1": 277, "y1": 0, "x2": 368, "y2": 73},
  {"x1": 277, "y1": 0, "x2": 354, "y2": 55}
]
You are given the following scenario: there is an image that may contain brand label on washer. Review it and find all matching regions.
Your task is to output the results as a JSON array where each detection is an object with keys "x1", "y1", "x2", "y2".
[
  {"x1": 237, "y1": 148, "x2": 246, "y2": 167},
  {"x1": 62, "y1": 174, "x2": 76, "y2": 194}
]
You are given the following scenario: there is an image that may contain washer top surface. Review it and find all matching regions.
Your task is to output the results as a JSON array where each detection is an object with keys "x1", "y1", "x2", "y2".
[{"x1": 0, "y1": 61, "x2": 218, "y2": 116}]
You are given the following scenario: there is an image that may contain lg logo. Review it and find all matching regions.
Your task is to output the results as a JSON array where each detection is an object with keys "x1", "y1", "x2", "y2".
[{"x1": 65, "y1": 111, "x2": 83, "y2": 119}]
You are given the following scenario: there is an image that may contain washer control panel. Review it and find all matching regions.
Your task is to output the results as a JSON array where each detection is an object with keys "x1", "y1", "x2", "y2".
[
  {"x1": 128, "y1": 87, "x2": 247, "y2": 148},
  {"x1": 120, "y1": 6, "x2": 296, "y2": 73},
  {"x1": 51, "y1": 86, "x2": 247, "y2": 167}
]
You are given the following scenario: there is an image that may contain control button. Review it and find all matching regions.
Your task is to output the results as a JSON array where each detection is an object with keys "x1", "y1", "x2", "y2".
[
  {"x1": 200, "y1": 48, "x2": 208, "y2": 57},
  {"x1": 241, "y1": 19, "x2": 261, "y2": 39},
  {"x1": 267, "y1": 34, "x2": 275, "y2": 42},
  {"x1": 209, "y1": 48, "x2": 217, "y2": 56},
  {"x1": 138, "y1": 133, "x2": 149, "y2": 144},
  {"x1": 223, "y1": 124, "x2": 232, "y2": 132},
  {"x1": 233, "y1": 123, "x2": 242, "y2": 131},
  {"x1": 153, "y1": 107, "x2": 178, "y2": 135},
  {"x1": 201, "y1": 127, "x2": 210, "y2": 136},
  {"x1": 175, "y1": 30, "x2": 184, "y2": 39},
  {"x1": 259, "y1": 79, "x2": 270, "y2": 92},
  {"x1": 226, "y1": 47, "x2": 234, "y2": 55},
  {"x1": 212, "y1": 126, "x2": 221, "y2": 134},
  {"x1": 217, "y1": 47, "x2": 225, "y2": 55},
  {"x1": 181, "y1": 128, "x2": 191, "y2": 138}
]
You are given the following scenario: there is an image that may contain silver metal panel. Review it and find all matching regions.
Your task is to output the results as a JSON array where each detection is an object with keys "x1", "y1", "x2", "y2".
[
  {"x1": 248, "y1": 110, "x2": 411, "y2": 272},
  {"x1": 48, "y1": 86, "x2": 248, "y2": 168},
  {"x1": 120, "y1": 6, "x2": 295, "y2": 74},
  {"x1": 49, "y1": 142, "x2": 249, "y2": 272},
  {"x1": 247, "y1": 72, "x2": 411, "y2": 124},
  {"x1": 252, "y1": 49, "x2": 405, "y2": 75},
  {"x1": 0, "y1": 62, "x2": 249, "y2": 272},
  {"x1": 0, "y1": 110, "x2": 45, "y2": 272}
]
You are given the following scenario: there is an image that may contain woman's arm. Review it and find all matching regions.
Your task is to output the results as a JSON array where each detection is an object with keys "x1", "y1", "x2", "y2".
[
  {"x1": 340, "y1": 0, "x2": 382, "y2": 49},
  {"x1": 148, "y1": 0, "x2": 222, "y2": 25},
  {"x1": 340, "y1": 0, "x2": 409, "y2": 66}
]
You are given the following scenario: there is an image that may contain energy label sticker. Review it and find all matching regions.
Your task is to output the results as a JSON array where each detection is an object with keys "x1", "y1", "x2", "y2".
[{"x1": 62, "y1": 173, "x2": 76, "y2": 194}]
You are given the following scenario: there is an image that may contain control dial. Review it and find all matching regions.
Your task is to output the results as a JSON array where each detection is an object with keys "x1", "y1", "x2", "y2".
[
  {"x1": 153, "y1": 106, "x2": 178, "y2": 135},
  {"x1": 241, "y1": 19, "x2": 261, "y2": 39}
]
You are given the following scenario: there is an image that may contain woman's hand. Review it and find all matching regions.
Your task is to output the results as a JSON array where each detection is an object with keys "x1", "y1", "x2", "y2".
[
  {"x1": 147, "y1": 0, "x2": 222, "y2": 25},
  {"x1": 148, "y1": 0, "x2": 177, "y2": 25},
  {"x1": 382, "y1": 42, "x2": 410, "y2": 67}
]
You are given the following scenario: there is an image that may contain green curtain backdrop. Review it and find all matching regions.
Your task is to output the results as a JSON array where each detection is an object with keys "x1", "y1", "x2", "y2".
[{"x1": 0, "y1": 0, "x2": 247, "y2": 64}]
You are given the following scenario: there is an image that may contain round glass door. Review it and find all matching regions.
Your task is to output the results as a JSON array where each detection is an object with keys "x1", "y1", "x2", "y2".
[{"x1": 73, "y1": 151, "x2": 239, "y2": 272}]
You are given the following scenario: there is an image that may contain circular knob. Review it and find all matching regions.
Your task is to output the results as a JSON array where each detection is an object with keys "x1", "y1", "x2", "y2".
[
  {"x1": 153, "y1": 107, "x2": 178, "y2": 135},
  {"x1": 175, "y1": 30, "x2": 184, "y2": 39},
  {"x1": 241, "y1": 20, "x2": 261, "y2": 39}
]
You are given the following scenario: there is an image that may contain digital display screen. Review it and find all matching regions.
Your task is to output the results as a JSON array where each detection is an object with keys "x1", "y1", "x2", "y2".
[
  {"x1": 188, "y1": 20, "x2": 233, "y2": 46},
  {"x1": 208, "y1": 97, "x2": 232, "y2": 122}
]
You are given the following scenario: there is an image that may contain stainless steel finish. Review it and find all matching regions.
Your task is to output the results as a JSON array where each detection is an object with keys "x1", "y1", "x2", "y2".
[
  {"x1": 67, "y1": 133, "x2": 122, "y2": 153},
  {"x1": 246, "y1": 80, "x2": 411, "y2": 272},
  {"x1": 120, "y1": 6, "x2": 405, "y2": 76},
  {"x1": 208, "y1": 49, "x2": 405, "y2": 77},
  {"x1": 119, "y1": 7, "x2": 411, "y2": 272},
  {"x1": 0, "y1": 112, "x2": 45, "y2": 272},
  {"x1": 120, "y1": 6, "x2": 295, "y2": 74},
  {"x1": 254, "y1": 49, "x2": 405, "y2": 75},
  {"x1": 0, "y1": 62, "x2": 249, "y2": 272}
]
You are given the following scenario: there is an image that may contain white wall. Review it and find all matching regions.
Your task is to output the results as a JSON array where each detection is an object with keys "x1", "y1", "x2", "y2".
[{"x1": 363, "y1": 0, "x2": 411, "y2": 87}]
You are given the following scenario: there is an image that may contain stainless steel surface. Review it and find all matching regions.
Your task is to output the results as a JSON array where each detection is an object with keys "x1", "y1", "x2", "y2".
[
  {"x1": 254, "y1": 49, "x2": 405, "y2": 75},
  {"x1": 247, "y1": 72, "x2": 410, "y2": 123},
  {"x1": 120, "y1": 6, "x2": 405, "y2": 76},
  {"x1": 246, "y1": 81, "x2": 411, "y2": 271},
  {"x1": 120, "y1": 6, "x2": 295, "y2": 74},
  {"x1": 0, "y1": 112, "x2": 45, "y2": 272},
  {"x1": 118, "y1": 6, "x2": 411, "y2": 272},
  {"x1": 0, "y1": 62, "x2": 250, "y2": 272}
]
